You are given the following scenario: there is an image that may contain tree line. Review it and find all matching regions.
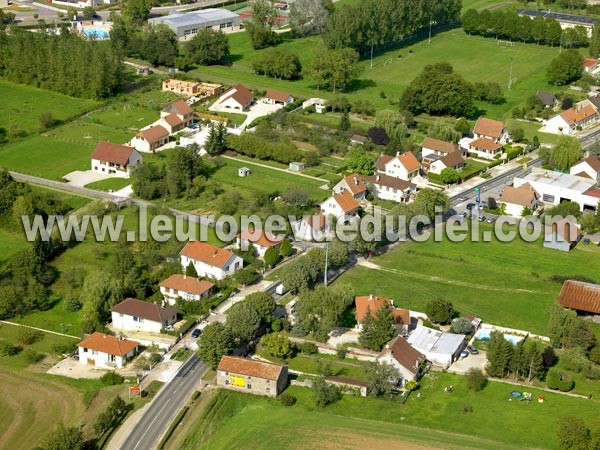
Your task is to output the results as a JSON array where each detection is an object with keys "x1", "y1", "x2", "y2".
[{"x1": 0, "y1": 28, "x2": 122, "y2": 99}]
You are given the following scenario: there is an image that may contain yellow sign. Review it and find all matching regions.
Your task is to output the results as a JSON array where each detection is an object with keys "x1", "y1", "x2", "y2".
[{"x1": 229, "y1": 374, "x2": 246, "y2": 388}]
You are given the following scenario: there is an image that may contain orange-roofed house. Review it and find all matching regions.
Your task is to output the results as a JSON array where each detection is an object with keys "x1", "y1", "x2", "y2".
[
  {"x1": 217, "y1": 356, "x2": 288, "y2": 397},
  {"x1": 545, "y1": 105, "x2": 600, "y2": 135},
  {"x1": 354, "y1": 295, "x2": 411, "y2": 334},
  {"x1": 180, "y1": 241, "x2": 243, "y2": 280},
  {"x1": 583, "y1": 58, "x2": 599, "y2": 74},
  {"x1": 333, "y1": 173, "x2": 368, "y2": 200},
  {"x1": 420, "y1": 137, "x2": 466, "y2": 174},
  {"x1": 320, "y1": 190, "x2": 361, "y2": 220},
  {"x1": 236, "y1": 228, "x2": 285, "y2": 257},
  {"x1": 376, "y1": 336, "x2": 425, "y2": 386},
  {"x1": 77, "y1": 332, "x2": 139, "y2": 369},
  {"x1": 131, "y1": 125, "x2": 170, "y2": 153},
  {"x1": 376, "y1": 151, "x2": 421, "y2": 180},
  {"x1": 159, "y1": 113, "x2": 185, "y2": 134},
  {"x1": 263, "y1": 90, "x2": 294, "y2": 105},
  {"x1": 216, "y1": 84, "x2": 254, "y2": 111},
  {"x1": 557, "y1": 280, "x2": 600, "y2": 316},
  {"x1": 159, "y1": 274, "x2": 215, "y2": 303},
  {"x1": 500, "y1": 184, "x2": 539, "y2": 217},
  {"x1": 161, "y1": 99, "x2": 195, "y2": 127},
  {"x1": 91, "y1": 142, "x2": 142, "y2": 178},
  {"x1": 473, "y1": 117, "x2": 509, "y2": 144}
]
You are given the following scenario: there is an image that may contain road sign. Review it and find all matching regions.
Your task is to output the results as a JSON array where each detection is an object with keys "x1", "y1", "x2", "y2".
[{"x1": 475, "y1": 188, "x2": 481, "y2": 203}]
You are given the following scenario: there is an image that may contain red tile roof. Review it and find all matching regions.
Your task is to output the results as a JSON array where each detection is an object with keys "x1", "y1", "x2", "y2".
[
  {"x1": 340, "y1": 173, "x2": 367, "y2": 196},
  {"x1": 557, "y1": 280, "x2": 600, "y2": 314},
  {"x1": 265, "y1": 90, "x2": 292, "y2": 103},
  {"x1": 397, "y1": 151, "x2": 421, "y2": 172},
  {"x1": 238, "y1": 228, "x2": 284, "y2": 248},
  {"x1": 163, "y1": 113, "x2": 184, "y2": 127},
  {"x1": 584, "y1": 58, "x2": 598, "y2": 68},
  {"x1": 584, "y1": 188, "x2": 600, "y2": 198},
  {"x1": 165, "y1": 99, "x2": 194, "y2": 116},
  {"x1": 137, "y1": 125, "x2": 169, "y2": 144},
  {"x1": 111, "y1": 298, "x2": 177, "y2": 323},
  {"x1": 581, "y1": 155, "x2": 600, "y2": 172},
  {"x1": 473, "y1": 117, "x2": 505, "y2": 140},
  {"x1": 375, "y1": 154, "x2": 393, "y2": 171},
  {"x1": 469, "y1": 137, "x2": 503, "y2": 152},
  {"x1": 220, "y1": 84, "x2": 253, "y2": 107},
  {"x1": 91, "y1": 142, "x2": 135, "y2": 165},
  {"x1": 421, "y1": 137, "x2": 457, "y2": 155},
  {"x1": 180, "y1": 241, "x2": 236, "y2": 269},
  {"x1": 159, "y1": 274, "x2": 215, "y2": 297},
  {"x1": 332, "y1": 190, "x2": 360, "y2": 213},
  {"x1": 500, "y1": 185, "x2": 538, "y2": 207},
  {"x1": 560, "y1": 106, "x2": 598, "y2": 125},
  {"x1": 217, "y1": 356, "x2": 285, "y2": 381},
  {"x1": 355, "y1": 295, "x2": 409, "y2": 324},
  {"x1": 366, "y1": 173, "x2": 415, "y2": 191},
  {"x1": 380, "y1": 336, "x2": 425, "y2": 376},
  {"x1": 77, "y1": 332, "x2": 138, "y2": 356},
  {"x1": 440, "y1": 151, "x2": 465, "y2": 168}
]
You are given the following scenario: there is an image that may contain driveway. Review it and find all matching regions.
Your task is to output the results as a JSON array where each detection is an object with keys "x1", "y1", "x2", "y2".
[
  {"x1": 64, "y1": 170, "x2": 118, "y2": 187},
  {"x1": 327, "y1": 328, "x2": 360, "y2": 347},
  {"x1": 209, "y1": 100, "x2": 283, "y2": 130},
  {"x1": 446, "y1": 351, "x2": 487, "y2": 374},
  {"x1": 47, "y1": 356, "x2": 109, "y2": 379}
]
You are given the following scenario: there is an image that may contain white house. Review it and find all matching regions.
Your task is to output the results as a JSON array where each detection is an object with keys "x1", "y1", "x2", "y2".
[
  {"x1": 236, "y1": 228, "x2": 284, "y2": 257},
  {"x1": 333, "y1": 173, "x2": 368, "y2": 200},
  {"x1": 91, "y1": 142, "x2": 142, "y2": 178},
  {"x1": 131, "y1": 125, "x2": 170, "y2": 153},
  {"x1": 500, "y1": 184, "x2": 540, "y2": 217},
  {"x1": 320, "y1": 190, "x2": 360, "y2": 220},
  {"x1": 216, "y1": 84, "x2": 253, "y2": 111},
  {"x1": 544, "y1": 105, "x2": 599, "y2": 135},
  {"x1": 111, "y1": 298, "x2": 178, "y2": 333},
  {"x1": 376, "y1": 336, "x2": 425, "y2": 387},
  {"x1": 365, "y1": 173, "x2": 416, "y2": 203},
  {"x1": 570, "y1": 156, "x2": 600, "y2": 183},
  {"x1": 514, "y1": 169, "x2": 599, "y2": 211},
  {"x1": 407, "y1": 325, "x2": 466, "y2": 368},
  {"x1": 428, "y1": 151, "x2": 465, "y2": 175},
  {"x1": 376, "y1": 151, "x2": 421, "y2": 180},
  {"x1": 264, "y1": 90, "x2": 294, "y2": 105},
  {"x1": 291, "y1": 214, "x2": 329, "y2": 242},
  {"x1": 77, "y1": 332, "x2": 139, "y2": 369},
  {"x1": 421, "y1": 137, "x2": 465, "y2": 174},
  {"x1": 160, "y1": 99, "x2": 195, "y2": 128},
  {"x1": 159, "y1": 274, "x2": 215, "y2": 304},
  {"x1": 180, "y1": 241, "x2": 244, "y2": 280},
  {"x1": 468, "y1": 137, "x2": 504, "y2": 160},
  {"x1": 473, "y1": 117, "x2": 509, "y2": 144}
]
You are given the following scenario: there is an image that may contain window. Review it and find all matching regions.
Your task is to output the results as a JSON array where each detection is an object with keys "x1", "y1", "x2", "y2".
[
  {"x1": 91, "y1": 350, "x2": 98, "y2": 356},
  {"x1": 173, "y1": 289, "x2": 178, "y2": 295},
  {"x1": 119, "y1": 313, "x2": 123, "y2": 318},
  {"x1": 220, "y1": 23, "x2": 226, "y2": 29},
  {"x1": 108, "y1": 354, "x2": 115, "y2": 362},
  {"x1": 83, "y1": 348, "x2": 88, "y2": 353},
  {"x1": 191, "y1": 28, "x2": 198, "y2": 34},
  {"x1": 226, "y1": 22, "x2": 233, "y2": 27},
  {"x1": 543, "y1": 194, "x2": 555, "y2": 203},
  {"x1": 133, "y1": 316, "x2": 139, "y2": 322},
  {"x1": 247, "y1": 384, "x2": 252, "y2": 389}
]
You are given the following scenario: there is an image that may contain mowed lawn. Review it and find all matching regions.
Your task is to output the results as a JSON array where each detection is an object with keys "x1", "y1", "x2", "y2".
[
  {"x1": 193, "y1": 29, "x2": 561, "y2": 118},
  {"x1": 0, "y1": 228, "x2": 29, "y2": 269},
  {"x1": 211, "y1": 157, "x2": 328, "y2": 200},
  {"x1": 0, "y1": 80, "x2": 97, "y2": 136},
  {"x1": 337, "y1": 224, "x2": 600, "y2": 335},
  {"x1": 186, "y1": 373, "x2": 599, "y2": 450},
  {"x1": 85, "y1": 177, "x2": 131, "y2": 192}
]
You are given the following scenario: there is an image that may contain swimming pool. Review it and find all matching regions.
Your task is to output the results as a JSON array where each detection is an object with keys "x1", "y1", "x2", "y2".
[
  {"x1": 475, "y1": 330, "x2": 524, "y2": 345},
  {"x1": 82, "y1": 28, "x2": 110, "y2": 39}
]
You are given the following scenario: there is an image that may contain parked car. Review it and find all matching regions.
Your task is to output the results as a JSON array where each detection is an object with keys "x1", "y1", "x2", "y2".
[
  {"x1": 458, "y1": 196, "x2": 468, "y2": 202},
  {"x1": 460, "y1": 350, "x2": 469, "y2": 358},
  {"x1": 478, "y1": 216, "x2": 485, "y2": 222},
  {"x1": 191, "y1": 329, "x2": 201, "y2": 338},
  {"x1": 466, "y1": 203, "x2": 476, "y2": 210},
  {"x1": 461, "y1": 211, "x2": 468, "y2": 218},
  {"x1": 486, "y1": 217, "x2": 495, "y2": 223},
  {"x1": 467, "y1": 345, "x2": 479, "y2": 355}
]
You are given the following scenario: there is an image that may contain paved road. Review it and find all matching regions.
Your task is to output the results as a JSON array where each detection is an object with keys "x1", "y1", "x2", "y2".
[{"x1": 119, "y1": 355, "x2": 207, "y2": 450}]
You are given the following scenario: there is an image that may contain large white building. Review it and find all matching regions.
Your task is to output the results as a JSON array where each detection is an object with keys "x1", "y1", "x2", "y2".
[
  {"x1": 77, "y1": 332, "x2": 138, "y2": 369},
  {"x1": 148, "y1": 9, "x2": 242, "y2": 39},
  {"x1": 111, "y1": 298, "x2": 178, "y2": 333},
  {"x1": 180, "y1": 241, "x2": 244, "y2": 280},
  {"x1": 544, "y1": 105, "x2": 599, "y2": 135},
  {"x1": 91, "y1": 142, "x2": 142, "y2": 178},
  {"x1": 514, "y1": 169, "x2": 600, "y2": 211},
  {"x1": 407, "y1": 325, "x2": 466, "y2": 368}
]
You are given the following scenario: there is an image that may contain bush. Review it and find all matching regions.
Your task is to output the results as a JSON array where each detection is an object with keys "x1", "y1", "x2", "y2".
[
  {"x1": 298, "y1": 342, "x2": 318, "y2": 355},
  {"x1": 404, "y1": 380, "x2": 419, "y2": 391},
  {"x1": 279, "y1": 393, "x2": 296, "y2": 406},
  {"x1": 466, "y1": 368, "x2": 487, "y2": 391},
  {"x1": 23, "y1": 348, "x2": 43, "y2": 364},
  {"x1": 16, "y1": 328, "x2": 42, "y2": 345},
  {"x1": 100, "y1": 372, "x2": 124, "y2": 386},
  {"x1": 336, "y1": 345, "x2": 347, "y2": 359},
  {"x1": 0, "y1": 340, "x2": 19, "y2": 356},
  {"x1": 424, "y1": 298, "x2": 456, "y2": 325},
  {"x1": 547, "y1": 369, "x2": 574, "y2": 392}
]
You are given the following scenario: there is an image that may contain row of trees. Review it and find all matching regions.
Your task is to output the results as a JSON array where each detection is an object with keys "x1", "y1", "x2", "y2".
[
  {"x1": 252, "y1": 48, "x2": 302, "y2": 80},
  {"x1": 324, "y1": 0, "x2": 461, "y2": 52},
  {"x1": 0, "y1": 28, "x2": 122, "y2": 99},
  {"x1": 227, "y1": 129, "x2": 306, "y2": 164},
  {"x1": 462, "y1": 9, "x2": 586, "y2": 48},
  {"x1": 304, "y1": 45, "x2": 362, "y2": 93},
  {"x1": 486, "y1": 331, "x2": 548, "y2": 381}
]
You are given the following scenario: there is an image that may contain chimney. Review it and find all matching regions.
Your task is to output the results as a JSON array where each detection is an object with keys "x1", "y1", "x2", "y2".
[
  {"x1": 376, "y1": 175, "x2": 380, "y2": 182},
  {"x1": 390, "y1": 299, "x2": 394, "y2": 307},
  {"x1": 354, "y1": 177, "x2": 358, "y2": 185},
  {"x1": 396, "y1": 151, "x2": 400, "y2": 157},
  {"x1": 369, "y1": 294, "x2": 373, "y2": 301}
]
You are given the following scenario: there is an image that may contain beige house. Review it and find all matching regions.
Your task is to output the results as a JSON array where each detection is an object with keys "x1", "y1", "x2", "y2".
[
  {"x1": 162, "y1": 79, "x2": 223, "y2": 98},
  {"x1": 217, "y1": 356, "x2": 288, "y2": 397},
  {"x1": 500, "y1": 184, "x2": 539, "y2": 217},
  {"x1": 131, "y1": 125, "x2": 169, "y2": 153},
  {"x1": 160, "y1": 100, "x2": 195, "y2": 128},
  {"x1": 377, "y1": 336, "x2": 425, "y2": 387}
]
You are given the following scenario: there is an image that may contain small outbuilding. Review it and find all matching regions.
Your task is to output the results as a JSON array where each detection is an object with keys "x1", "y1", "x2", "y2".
[
  {"x1": 289, "y1": 161, "x2": 306, "y2": 172},
  {"x1": 238, "y1": 167, "x2": 251, "y2": 177}
]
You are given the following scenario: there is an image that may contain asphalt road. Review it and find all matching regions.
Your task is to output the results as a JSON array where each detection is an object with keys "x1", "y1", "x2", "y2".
[{"x1": 119, "y1": 355, "x2": 207, "y2": 450}]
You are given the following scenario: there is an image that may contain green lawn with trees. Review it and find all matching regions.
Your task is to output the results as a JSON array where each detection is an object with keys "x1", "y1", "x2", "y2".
[{"x1": 337, "y1": 224, "x2": 600, "y2": 335}]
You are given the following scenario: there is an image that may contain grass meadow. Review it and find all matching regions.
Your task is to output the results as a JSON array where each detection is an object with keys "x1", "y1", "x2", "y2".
[
  {"x1": 337, "y1": 223, "x2": 600, "y2": 335},
  {"x1": 85, "y1": 177, "x2": 132, "y2": 192}
]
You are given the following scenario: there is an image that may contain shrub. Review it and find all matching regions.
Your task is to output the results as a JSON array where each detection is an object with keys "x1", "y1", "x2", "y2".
[
  {"x1": 424, "y1": 298, "x2": 456, "y2": 325},
  {"x1": 23, "y1": 348, "x2": 43, "y2": 364},
  {"x1": 466, "y1": 368, "x2": 487, "y2": 391},
  {"x1": 298, "y1": 342, "x2": 318, "y2": 355},
  {"x1": 547, "y1": 369, "x2": 574, "y2": 391},
  {"x1": 0, "y1": 341, "x2": 19, "y2": 356},
  {"x1": 279, "y1": 393, "x2": 296, "y2": 406},
  {"x1": 404, "y1": 380, "x2": 419, "y2": 391},
  {"x1": 336, "y1": 345, "x2": 347, "y2": 359},
  {"x1": 100, "y1": 372, "x2": 125, "y2": 386},
  {"x1": 16, "y1": 328, "x2": 42, "y2": 345}
]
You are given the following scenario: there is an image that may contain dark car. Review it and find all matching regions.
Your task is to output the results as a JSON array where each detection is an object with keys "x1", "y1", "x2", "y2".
[
  {"x1": 467, "y1": 345, "x2": 479, "y2": 355},
  {"x1": 191, "y1": 329, "x2": 201, "y2": 338},
  {"x1": 466, "y1": 203, "x2": 476, "y2": 210}
]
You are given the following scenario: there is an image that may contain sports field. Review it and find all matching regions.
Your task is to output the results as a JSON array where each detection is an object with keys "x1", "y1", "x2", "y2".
[{"x1": 337, "y1": 223, "x2": 600, "y2": 335}]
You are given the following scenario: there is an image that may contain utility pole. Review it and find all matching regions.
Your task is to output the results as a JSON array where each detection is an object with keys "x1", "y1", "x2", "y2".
[
  {"x1": 370, "y1": 39, "x2": 374, "y2": 69},
  {"x1": 428, "y1": 15, "x2": 432, "y2": 44},
  {"x1": 508, "y1": 58, "x2": 513, "y2": 91},
  {"x1": 324, "y1": 242, "x2": 329, "y2": 286}
]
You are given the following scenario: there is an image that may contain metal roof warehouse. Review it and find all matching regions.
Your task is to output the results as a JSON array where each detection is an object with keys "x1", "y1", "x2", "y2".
[
  {"x1": 148, "y1": 9, "x2": 241, "y2": 38},
  {"x1": 517, "y1": 9, "x2": 598, "y2": 26}
]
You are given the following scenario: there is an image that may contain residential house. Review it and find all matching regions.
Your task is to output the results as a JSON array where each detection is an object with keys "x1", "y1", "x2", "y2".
[
  {"x1": 376, "y1": 151, "x2": 421, "y2": 180},
  {"x1": 180, "y1": 241, "x2": 244, "y2": 280},
  {"x1": 428, "y1": 151, "x2": 465, "y2": 175},
  {"x1": 111, "y1": 298, "x2": 178, "y2": 333},
  {"x1": 365, "y1": 173, "x2": 416, "y2": 203},
  {"x1": 159, "y1": 274, "x2": 215, "y2": 304},
  {"x1": 350, "y1": 135, "x2": 368, "y2": 145},
  {"x1": 354, "y1": 295, "x2": 411, "y2": 334},
  {"x1": 292, "y1": 213, "x2": 328, "y2": 242},
  {"x1": 77, "y1": 332, "x2": 138, "y2": 369},
  {"x1": 421, "y1": 137, "x2": 465, "y2": 174},
  {"x1": 91, "y1": 142, "x2": 142, "y2": 178},
  {"x1": 536, "y1": 91, "x2": 558, "y2": 109},
  {"x1": 236, "y1": 228, "x2": 284, "y2": 257},
  {"x1": 217, "y1": 84, "x2": 253, "y2": 111},
  {"x1": 557, "y1": 280, "x2": 600, "y2": 316},
  {"x1": 407, "y1": 325, "x2": 466, "y2": 368},
  {"x1": 584, "y1": 58, "x2": 600, "y2": 74},
  {"x1": 544, "y1": 105, "x2": 599, "y2": 135},
  {"x1": 544, "y1": 218, "x2": 582, "y2": 252},
  {"x1": 161, "y1": 99, "x2": 194, "y2": 128},
  {"x1": 162, "y1": 79, "x2": 223, "y2": 98},
  {"x1": 325, "y1": 376, "x2": 368, "y2": 397},
  {"x1": 376, "y1": 336, "x2": 426, "y2": 386},
  {"x1": 473, "y1": 117, "x2": 509, "y2": 144},
  {"x1": 216, "y1": 356, "x2": 288, "y2": 397},
  {"x1": 131, "y1": 125, "x2": 169, "y2": 153},
  {"x1": 160, "y1": 113, "x2": 185, "y2": 134},
  {"x1": 468, "y1": 138, "x2": 504, "y2": 160},
  {"x1": 320, "y1": 190, "x2": 360, "y2": 220},
  {"x1": 333, "y1": 174, "x2": 368, "y2": 201},
  {"x1": 500, "y1": 184, "x2": 540, "y2": 217},
  {"x1": 264, "y1": 90, "x2": 294, "y2": 105},
  {"x1": 570, "y1": 156, "x2": 600, "y2": 183}
]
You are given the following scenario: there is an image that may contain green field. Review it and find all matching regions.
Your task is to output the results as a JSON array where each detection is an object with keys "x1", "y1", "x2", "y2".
[
  {"x1": 193, "y1": 29, "x2": 562, "y2": 119},
  {"x1": 85, "y1": 177, "x2": 131, "y2": 192},
  {"x1": 337, "y1": 224, "x2": 600, "y2": 335},
  {"x1": 0, "y1": 80, "x2": 98, "y2": 136},
  {"x1": 0, "y1": 228, "x2": 29, "y2": 270},
  {"x1": 177, "y1": 372, "x2": 599, "y2": 450}
]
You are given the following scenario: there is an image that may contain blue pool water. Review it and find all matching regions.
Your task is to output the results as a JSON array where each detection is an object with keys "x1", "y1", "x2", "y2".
[
  {"x1": 476, "y1": 330, "x2": 522, "y2": 345},
  {"x1": 82, "y1": 28, "x2": 109, "y2": 39}
]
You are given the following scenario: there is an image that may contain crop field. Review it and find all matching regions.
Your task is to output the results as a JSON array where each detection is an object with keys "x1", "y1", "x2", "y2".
[{"x1": 337, "y1": 223, "x2": 600, "y2": 335}]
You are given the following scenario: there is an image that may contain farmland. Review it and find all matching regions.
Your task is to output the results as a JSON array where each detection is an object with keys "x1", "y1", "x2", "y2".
[{"x1": 337, "y1": 223, "x2": 600, "y2": 335}]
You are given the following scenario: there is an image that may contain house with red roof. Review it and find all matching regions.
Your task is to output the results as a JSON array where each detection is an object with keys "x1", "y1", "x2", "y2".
[
  {"x1": 557, "y1": 280, "x2": 600, "y2": 316},
  {"x1": 376, "y1": 151, "x2": 421, "y2": 181},
  {"x1": 111, "y1": 298, "x2": 178, "y2": 333},
  {"x1": 263, "y1": 90, "x2": 294, "y2": 105},
  {"x1": 320, "y1": 190, "x2": 360, "y2": 220},
  {"x1": 420, "y1": 137, "x2": 465, "y2": 174},
  {"x1": 236, "y1": 228, "x2": 285, "y2": 257},
  {"x1": 376, "y1": 336, "x2": 425, "y2": 386},
  {"x1": 180, "y1": 241, "x2": 244, "y2": 280},
  {"x1": 77, "y1": 332, "x2": 139, "y2": 369},
  {"x1": 544, "y1": 105, "x2": 599, "y2": 135},
  {"x1": 159, "y1": 274, "x2": 215, "y2": 303},
  {"x1": 333, "y1": 173, "x2": 368, "y2": 200},
  {"x1": 216, "y1": 84, "x2": 254, "y2": 111},
  {"x1": 570, "y1": 155, "x2": 600, "y2": 183},
  {"x1": 365, "y1": 173, "x2": 416, "y2": 203},
  {"x1": 161, "y1": 99, "x2": 195, "y2": 128},
  {"x1": 354, "y1": 295, "x2": 411, "y2": 334},
  {"x1": 292, "y1": 213, "x2": 329, "y2": 242},
  {"x1": 91, "y1": 142, "x2": 142, "y2": 178},
  {"x1": 131, "y1": 125, "x2": 170, "y2": 153},
  {"x1": 217, "y1": 356, "x2": 288, "y2": 397}
]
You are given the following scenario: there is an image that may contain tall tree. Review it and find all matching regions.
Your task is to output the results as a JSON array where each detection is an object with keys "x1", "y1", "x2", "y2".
[
  {"x1": 547, "y1": 49, "x2": 584, "y2": 85},
  {"x1": 365, "y1": 361, "x2": 397, "y2": 396},
  {"x1": 359, "y1": 305, "x2": 396, "y2": 351},
  {"x1": 123, "y1": 0, "x2": 151, "y2": 26},
  {"x1": 226, "y1": 302, "x2": 261, "y2": 342},
  {"x1": 290, "y1": 0, "x2": 331, "y2": 37},
  {"x1": 590, "y1": 24, "x2": 600, "y2": 57},
  {"x1": 186, "y1": 29, "x2": 230, "y2": 65},
  {"x1": 197, "y1": 322, "x2": 234, "y2": 368}
]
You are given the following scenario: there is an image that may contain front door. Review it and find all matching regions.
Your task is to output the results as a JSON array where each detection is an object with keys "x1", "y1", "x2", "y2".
[{"x1": 87, "y1": 358, "x2": 95, "y2": 366}]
